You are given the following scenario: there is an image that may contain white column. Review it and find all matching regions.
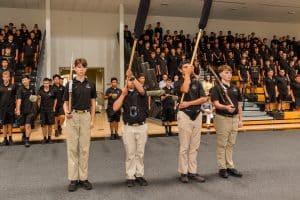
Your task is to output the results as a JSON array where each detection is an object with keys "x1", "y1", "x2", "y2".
[
  {"x1": 119, "y1": 3, "x2": 125, "y2": 88},
  {"x1": 45, "y1": 0, "x2": 51, "y2": 77}
]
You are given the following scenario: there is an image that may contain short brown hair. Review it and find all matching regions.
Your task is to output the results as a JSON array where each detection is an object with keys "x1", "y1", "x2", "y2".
[
  {"x1": 2, "y1": 71, "x2": 10, "y2": 77},
  {"x1": 218, "y1": 65, "x2": 232, "y2": 74},
  {"x1": 74, "y1": 58, "x2": 87, "y2": 68}
]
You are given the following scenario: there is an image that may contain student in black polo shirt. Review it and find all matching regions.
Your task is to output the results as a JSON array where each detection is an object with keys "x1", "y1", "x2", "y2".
[
  {"x1": 104, "y1": 77, "x2": 122, "y2": 140},
  {"x1": 0, "y1": 71, "x2": 17, "y2": 145},
  {"x1": 249, "y1": 59, "x2": 261, "y2": 94},
  {"x1": 238, "y1": 57, "x2": 250, "y2": 95},
  {"x1": 2, "y1": 34, "x2": 18, "y2": 70},
  {"x1": 211, "y1": 65, "x2": 243, "y2": 179},
  {"x1": 161, "y1": 78, "x2": 176, "y2": 136},
  {"x1": 21, "y1": 38, "x2": 37, "y2": 75},
  {"x1": 63, "y1": 58, "x2": 96, "y2": 192},
  {"x1": 276, "y1": 69, "x2": 290, "y2": 112},
  {"x1": 16, "y1": 75, "x2": 36, "y2": 147},
  {"x1": 37, "y1": 78, "x2": 57, "y2": 144},
  {"x1": 52, "y1": 74, "x2": 65, "y2": 137},
  {"x1": 175, "y1": 61, "x2": 208, "y2": 184},
  {"x1": 263, "y1": 69, "x2": 278, "y2": 113},
  {"x1": 291, "y1": 75, "x2": 300, "y2": 110},
  {"x1": 113, "y1": 69, "x2": 148, "y2": 187}
]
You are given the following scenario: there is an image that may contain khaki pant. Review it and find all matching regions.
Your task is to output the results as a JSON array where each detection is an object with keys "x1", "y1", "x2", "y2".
[
  {"x1": 177, "y1": 111, "x2": 202, "y2": 174},
  {"x1": 122, "y1": 124, "x2": 148, "y2": 180},
  {"x1": 66, "y1": 112, "x2": 91, "y2": 181},
  {"x1": 214, "y1": 114, "x2": 239, "y2": 169}
]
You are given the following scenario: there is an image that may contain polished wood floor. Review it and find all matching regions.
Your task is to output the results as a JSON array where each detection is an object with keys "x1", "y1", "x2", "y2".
[{"x1": 1, "y1": 111, "x2": 300, "y2": 143}]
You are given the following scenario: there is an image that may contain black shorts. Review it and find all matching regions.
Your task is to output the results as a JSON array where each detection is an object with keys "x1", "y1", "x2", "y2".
[
  {"x1": 106, "y1": 109, "x2": 121, "y2": 122},
  {"x1": 251, "y1": 78, "x2": 259, "y2": 86},
  {"x1": 19, "y1": 113, "x2": 34, "y2": 126},
  {"x1": 240, "y1": 76, "x2": 248, "y2": 83},
  {"x1": 278, "y1": 92, "x2": 289, "y2": 102},
  {"x1": 40, "y1": 112, "x2": 55, "y2": 126},
  {"x1": 162, "y1": 107, "x2": 176, "y2": 122},
  {"x1": 55, "y1": 106, "x2": 65, "y2": 116},
  {"x1": 265, "y1": 94, "x2": 277, "y2": 103},
  {"x1": 0, "y1": 110, "x2": 14, "y2": 125},
  {"x1": 24, "y1": 58, "x2": 35, "y2": 68}
]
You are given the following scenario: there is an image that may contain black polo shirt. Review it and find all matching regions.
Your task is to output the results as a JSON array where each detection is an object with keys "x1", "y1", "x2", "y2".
[
  {"x1": 0, "y1": 83, "x2": 16, "y2": 111},
  {"x1": 22, "y1": 45, "x2": 36, "y2": 58},
  {"x1": 238, "y1": 64, "x2": 250, "y2": 78},
  {"x1": 161, "y1": 86, "x2": 175, "y2": 107},
  {"x1": 276, "y1": 75, "x2": 289, "y2": 93},
  {"x1": 175, "y1": 77, "x2": 206, "y2": 118},
  {"x1": 122, "y1": 90, "x2": 148, "y2": 124},
  {"x1": 2, "y1": 41, "x2": 17, "y2": 57},
  {"x1": 211, "y1": 83, "x2": 242, "y2": 116},
  {"x1": 63, "y1": 78, "x2": 97, "y2": 111},
  {"x1": 263, "y1": 77, "x2": 277, "y2": 94},
  {"x1": 250, "y1": 66, "x2": 260, "y2": 79},
  {"x1": 38, "y1": 88, "x2": 56, "y2": 112},
  {"x1": 16, "y1": 86, "x2": 35, "y2": 114},
  {"x1": 52, "y1": 84, "x2": 65, "y2": 107},
  {"x1": 105, "y1": 87, "x2": 122, "y2": 108},
  {"x1": 292, "y1": 83, "x2": 300, "y2": 97}
]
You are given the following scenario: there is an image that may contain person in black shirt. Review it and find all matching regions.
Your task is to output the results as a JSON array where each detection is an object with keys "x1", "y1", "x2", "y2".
[
  {"x1": 226, "y1": 51, "x2": 236, "y2": 74},
  {"x1": 249, "y1": 59, "x2": 261, "y2": 94},
  {"x1": 0, "y1": 71, "x2": 17, "y2": 145},
  {"x1": 52, "y1": 74, "x2": 65, "y2": 137},
  {"x1": 104, "y1": 77, "x2": 122, "y2": 140},
  {"x1": 0, "y1": 59, "x2": 14, "y2": 84},
  {"x1": 2, "y1": 34, "x2": 18, "y2": 70},
  {"x1": 22, "y1": 38, "x2": 37, "y2": 75},
  {"x1": 211, "y1": 65, "x2": 243, "y2": 179},
  {"x1": 263, "y1": 69, "x2": 278, "y2": 113},
  {"x1": 291, "y1": 75, "x2": 300, "y2": 110},
  {"x1": 154, "y1": 22, "x2": 163, "y2": 39},
  {"x1": 238, "y1": 57, "x2": 250, "y2": 95},
  {"x1": 168, "y1": 48, "x2": 179, "y2": 79},
  {"x1": 16, "y1": 75, "x2": 36, "y2": 147},
  {"x1": 113, "y1": 69, "x2": 148, "y2": 187},
  {"x1": 37, "y1": 78, "x2": 57, "y2": 144},
  {"x1": 175, "y1": 61, "x2": 207, "y2": 183},
  {"x1": 148, "y1": 51, "x2": 158, "y2": 70},
  {"x1": 63, "y1": 58, "x2": 96, "y2": 192},
  {"x1": 161, "y1": 78, "x2": 176, "y2": 136},
  {"x1": 276, "y1": 69, "x2": 290, "y2": 112}
]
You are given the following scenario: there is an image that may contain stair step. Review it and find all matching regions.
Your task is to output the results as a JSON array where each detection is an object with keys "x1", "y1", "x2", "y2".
[
  {"x1": 244, "y1": 107, "x2": 260, "y2": 111},
  {"x1": 243, "y1": 116, "x2": 274, "y2": 121},
  {"x1": 243, "y1": 111, "x2": 267, "y2": 117}
]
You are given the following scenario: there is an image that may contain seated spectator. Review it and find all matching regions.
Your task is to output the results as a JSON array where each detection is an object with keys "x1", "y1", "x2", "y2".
[{"x1": 159, "y1": 74, "x2": 168, "y2": 89}]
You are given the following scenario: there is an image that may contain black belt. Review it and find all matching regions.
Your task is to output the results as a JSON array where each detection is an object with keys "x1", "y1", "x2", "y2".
[
  {"x1": 218, "y1": 113, "x2": 236, "y2": 118},
  {"x1": 73, "y1": 110, "x2": 89, "y2": 113},
  {"x1": 125, "y1": 122, "x2": 145, "y2": 126}
]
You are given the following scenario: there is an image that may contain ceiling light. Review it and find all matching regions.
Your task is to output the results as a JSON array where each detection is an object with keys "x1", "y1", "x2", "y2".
[{"x1": 288, "y1": 11, "x2": 295, "y2": 14}]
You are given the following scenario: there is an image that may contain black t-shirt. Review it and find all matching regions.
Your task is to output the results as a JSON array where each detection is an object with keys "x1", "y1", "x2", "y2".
[
  {"x1": 279, "y1": 59, "x2": 289, "y2": 71},
  {"x1": 38, "y1": 88, "x2": 56, "y2": 112},
  {"x1": 105, "y1": 87, "x2": 122, "y2": 108},
  {"x1": 52, "y1": 84, "x2": 65, "y2": 107},
  {"x1": 175, "y1": 77, "x2": 206, "y2": 119},
  {"x1": 211, "y1": 83, "x2": 242, "y2": 116},
  {"x1": 0, "y1": 83, "x2": 17, "y2": 111},
  {"x1": 16, "y1": 86, "x2": 36, "y2": 114},
  {"x1": 122, "y1": 90, "x2": 148, "y2": 124},
  {"x1": 2, "y1": 41, "x2": 18, "y2": 58},
  {"x1": 23, "y1": 45, "x2": 36, "y2": 58},
  {"x1": 158, "y1": 57, "x2": 168, "y2": 75},
  {"x1": 168, "y1": 54, "x2": 179, "y2": 72},
  {"x1": 276, "y1": 76, "x2": 289, "y2": 92},
  {"x1": 250, "y1": 66, "x2": 260, "y2": 79},
  {"x1": 263, "y1": 77, "x2": 277, "y2": 94},
  {"x1": 161, "y1": 86, "x2": 175, "y2": 107},
  {"x1": 63, "y1": 78, "x2": 97, "y2": 111},
  {"x1": 292, "y1": 83, "x2": 300, "y2": 97},
  {"x1": 227, "y1": 58, "x2": 235, "y2": 69},
  {"x1": 238, "y1": 64, "x2": 250, "y2": 78}
]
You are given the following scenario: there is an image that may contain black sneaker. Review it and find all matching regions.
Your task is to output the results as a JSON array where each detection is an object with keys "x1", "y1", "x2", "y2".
[
  {"x1": 187, "y1": 173, "x2": 205, "y2": 182},
  {"x1": 227, "y1": 168, "x2": 243, "y2": 177},
  {"x1": 47, "y1": 138, "x2": 53, "y2": 144},
  {"x1": 68, "y1": 180, "x2": 78, "y2": 192},
  {"x1": 135, "y1": 176, "x2": 148, "y2": 186},
  {"x1": 180, "y1": 174, "x2": 189, "y2": 183},
  {"x1": 126, "y1": 179, "x2": 135, "y2": 187},
  {"x1": 22, "y1": 132, "x2": 26, "y2": 142},
  {"x1": 219, "y1": 169, "x2": 229, "y2": 179},
  {"x1": 3, "y1": 138, "x2": 9, "y2": 146},
  {"x1": 55, "y1": 130, "x2": 59, "y2": 137},
  {"x1": 58, "y1": 126, "x2": 62, "y2": 135},
  {"x1": 115, "y1": 134, "x2": 120, "y2": 140},
  {"x1": 79, "y1": 180, "x2": 93, "y2": 190},
  {"x1": 8, "y1": 138, "x2": 13, "y2": 145},
  {"x1": 110, "y1": 134, "x2": 115, "y2": 140},
  {"x1": 41, "y1": 139, "x2": 47, "y2": 145},
  {"x1": 24, "y1": 140, "x2": 30, "y2": 148}
]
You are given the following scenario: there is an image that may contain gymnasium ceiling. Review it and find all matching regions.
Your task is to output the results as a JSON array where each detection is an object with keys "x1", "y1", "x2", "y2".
[{"x1": 1, "y1": 0, "x2": 300, "y2": 23}]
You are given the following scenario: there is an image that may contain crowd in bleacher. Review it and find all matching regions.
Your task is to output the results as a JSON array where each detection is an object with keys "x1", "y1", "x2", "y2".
[{"x1": 124, "y1": 22, "x2": 300, "y2": 112}]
